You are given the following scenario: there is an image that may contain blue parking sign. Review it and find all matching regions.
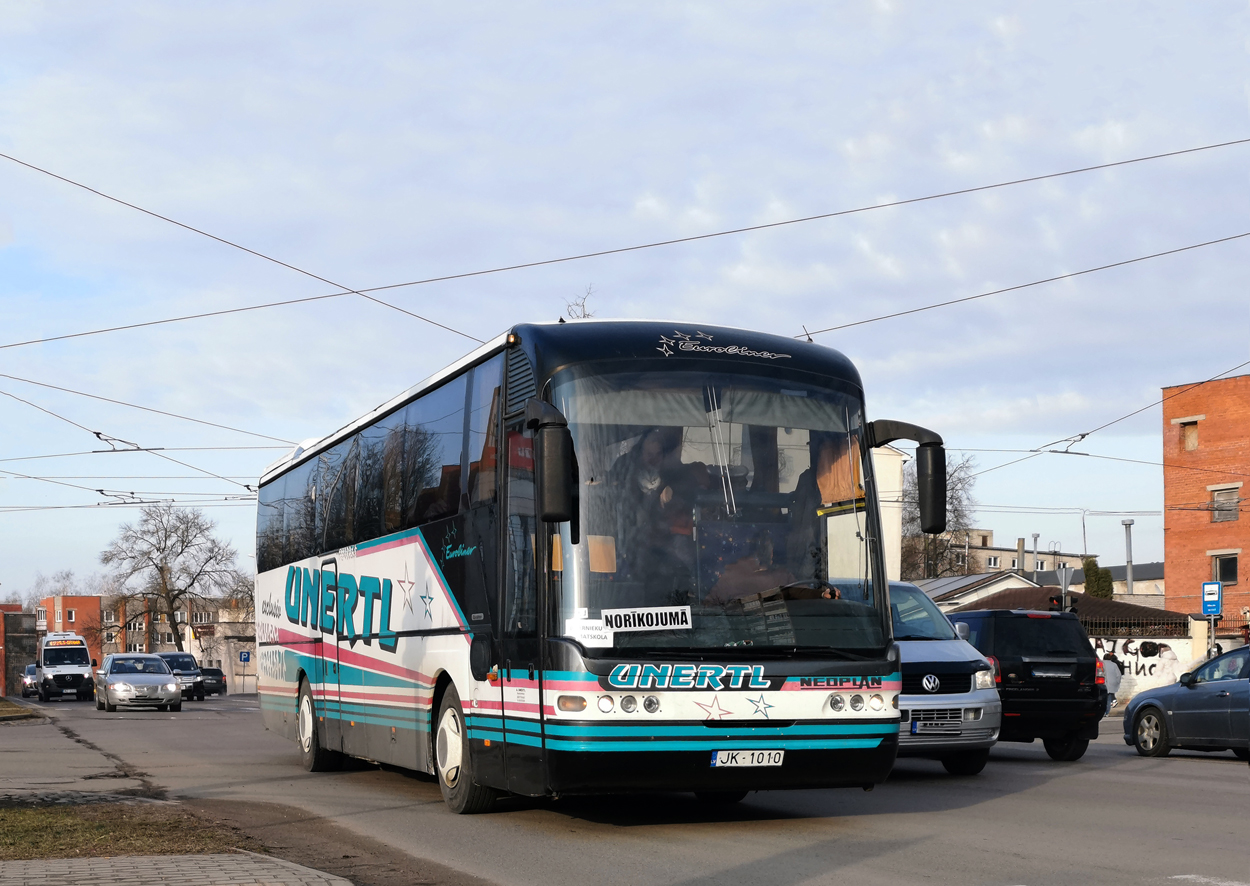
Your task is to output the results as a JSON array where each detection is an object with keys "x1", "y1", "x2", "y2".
[
  {"x1": 239, "y1": 650, "x2": 251, "y2": 663},
  {"x1": 1201, "y1": 581, "x2": 1222, "y2": 616}
]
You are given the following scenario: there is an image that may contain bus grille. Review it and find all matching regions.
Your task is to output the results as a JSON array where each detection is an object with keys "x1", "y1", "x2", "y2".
[{"x1": 505, "y1": 347, "x2": 536, "y2": 417}]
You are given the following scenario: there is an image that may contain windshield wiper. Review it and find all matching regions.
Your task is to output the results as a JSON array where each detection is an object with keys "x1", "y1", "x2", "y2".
[{"x1": 893, "y1": 634, "x2": 943, "y2": 640}]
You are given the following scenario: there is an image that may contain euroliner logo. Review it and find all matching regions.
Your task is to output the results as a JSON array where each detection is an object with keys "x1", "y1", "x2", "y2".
[
  {"x1": 922, "y1": 674, "x2": 941, "y2": 693},
  {"x1": 656, "y1": 330, "x2": 792, "y2": 360}
]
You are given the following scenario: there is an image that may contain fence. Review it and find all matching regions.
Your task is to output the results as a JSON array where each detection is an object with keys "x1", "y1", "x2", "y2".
[{"x1": 1079, "y1": 616, "x2": 1189, "y2": 639}]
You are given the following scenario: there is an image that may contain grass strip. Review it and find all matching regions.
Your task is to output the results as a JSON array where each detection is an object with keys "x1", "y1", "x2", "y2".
[
  {"x1": 0, "y1": 698, "x2": 36, "y2": 720},
  {"x1": 0, "y1": 802, "x2": 266, "y2": 860}
]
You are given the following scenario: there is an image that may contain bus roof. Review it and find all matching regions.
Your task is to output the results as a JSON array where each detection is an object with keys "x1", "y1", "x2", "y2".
[{"x1": 259, "y1": 319, "x2": 860, "y2": 486}]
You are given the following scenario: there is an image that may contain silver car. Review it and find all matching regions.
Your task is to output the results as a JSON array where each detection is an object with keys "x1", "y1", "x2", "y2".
[
  {"x1": 94, "y1": 654, "x2": 183, "y2": 712},
  {"x1": 892, "y1": 582, "x2": 1001, "y2": 775}
]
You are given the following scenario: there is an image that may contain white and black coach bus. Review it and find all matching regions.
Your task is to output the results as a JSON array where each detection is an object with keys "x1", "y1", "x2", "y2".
[{"x1": 254, "y1": 320, "x2": 947, "y2": 812}]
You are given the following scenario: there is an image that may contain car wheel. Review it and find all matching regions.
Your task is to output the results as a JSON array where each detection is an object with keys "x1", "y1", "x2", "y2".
[
  {"x1": 942, "y1": 749, "x2": 990, "y2": 776},
  {"x1": 170, "y1": 701, "x2": 182, "y2": 712},
  {"x1": 37, "y1": 686, "x2": 48, "y2": 703},
  {"x1": 95, "y1": 694, "x2": 105, "y2": 711},
  {"x1": 298, "y1": 680, "x2": 342, "y2": 772},
  {"x1": 1232, "y1": 748, "x2": 1249, "y2": 761},
  {"x1": 196, "y1": 692, "x2": 205, "y2": 701},
  {"x1": 694, "y1": 791, "x2": 749, "y2": 804},
  {"x1": 1043, "y1": 735, "x2": 1089, "y2": 761},
  {"x1": 435, "y1": 685, "x2": 497, "y2": 814},
  {"x1": 1133, "y1": 708, "x2": 1171, "y2": 757},
  {"x1": 105, "y1": 694, "x2": 117, "y2": 713},
  {"x1": 221, "y1": 687, "x2": 227, "y2": 696}
]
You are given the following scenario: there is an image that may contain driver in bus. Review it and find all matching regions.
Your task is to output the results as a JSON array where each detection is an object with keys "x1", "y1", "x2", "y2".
[{"x1": 787, "y1": 429, "x2": 864, "y2": 581}]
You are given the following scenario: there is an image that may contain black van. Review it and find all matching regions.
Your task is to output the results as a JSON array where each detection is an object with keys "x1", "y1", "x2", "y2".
[{"x1": 950, "y1": 610, "x2": 1105, "y2": 761}]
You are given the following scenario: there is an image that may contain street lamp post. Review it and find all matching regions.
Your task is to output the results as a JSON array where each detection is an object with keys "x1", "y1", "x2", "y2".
[{"x1": 1122, "y1": 519, "x2": 1135, "y2": 598}]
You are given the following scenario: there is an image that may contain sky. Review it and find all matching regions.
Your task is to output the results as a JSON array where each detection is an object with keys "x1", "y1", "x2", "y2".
[{"x1": 1, "y1": 3, "x2": 1247, "y2": 597}]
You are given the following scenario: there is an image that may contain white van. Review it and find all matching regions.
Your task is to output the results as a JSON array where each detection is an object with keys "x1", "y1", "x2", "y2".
[
  {"x1": 36, "y1": 632, "x2": 96, "y2": 702},
  {"x1": 891, "y1": 582, "x2": 1001, "y2": 775}
]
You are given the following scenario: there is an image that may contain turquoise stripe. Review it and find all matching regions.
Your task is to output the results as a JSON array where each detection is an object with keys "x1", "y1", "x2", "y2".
[
  {"x1": 504, "y1": 718, "x2": 543, "y2": 734},
  {"x1": 504, "y1": 732, "x2": 544, "y2": 748},
  {"x1": 543, "y1": 722, "x2": 896, "y2": 738},
  {"x1": 544, "y1": 737, "x2": 884, "y2": 752},
  {"x1": 467, "y1": 727, "x2": 505, "y2": 742}
]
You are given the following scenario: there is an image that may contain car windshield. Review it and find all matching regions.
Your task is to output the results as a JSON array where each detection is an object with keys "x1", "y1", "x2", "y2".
[
  {"x1": 549, "y1": 368, "x2": 885, "y2": 654},
  {"x1": 25, "y1": 664, "x2": 36, "y2": 675},
  {"x1": 110, "y1": 658, "x2": 171, "y2": 675},
  {"x1": 202, "y1": 669, "x2": 223, "y2": 677},
  {"x1": 42, "y1": 647, "x2": 90, "y2": 667},
  {"x1": 162, "y1": 656, "x2": 198, "y2": 671},
  {"x1": 995, "y1": 616, "x2": 1090, "y2": 657},
  {"x1": 890, "y1": 584, "x2": 956, "y2": 640}
]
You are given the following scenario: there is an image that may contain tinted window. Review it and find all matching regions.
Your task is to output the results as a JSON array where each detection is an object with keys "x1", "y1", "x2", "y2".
[
  {"x1": 319, "y1": 437, "x2": 359, "y2": 552},
  {"x1": 1196, "y1": 649, "x2": 1248, "y2": 682},
  {"x1": 43, "y1": 647, "x2": 90, "y2": 667},
  {"x1": 111, "y1": 657, "x2": 171, "y2": 675},
  {"x1": 993, "y1": 616, "x2": 1089, "y2": 657},
  {"x1": 25, "y1": 664, "x2": 36, "y2": 675},
  {"x1": 285, "y1": 459, "x2": 318, "y2": 563},
  {"x1": 161, "y1": 654, "x2": 199, "y2": 671},
  {"x1": 468, "y1": 355, "x2": 504, "y2": 507},
  {"x1": 257, "y1": 473, "x2": 286, "y2": 573},
  {"x1": 402, "y1": 376, "x2": 467, "y2": 528}
]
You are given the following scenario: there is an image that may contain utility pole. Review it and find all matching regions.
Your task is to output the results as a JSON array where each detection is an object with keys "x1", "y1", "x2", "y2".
[
  {"x1": 1122, "y1": 519, "x2": 1135, "y2": 598},
  {"x1": 1031, "y1": 533, "x2": 1040, "y2": 581}
]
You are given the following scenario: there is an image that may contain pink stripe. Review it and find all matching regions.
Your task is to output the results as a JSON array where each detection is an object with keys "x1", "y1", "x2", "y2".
[
  {"x1": 782, "y1": 679, "x2": 902, "y2": 691},
  {"x1": 543, "y1": 679, "x2": 602, "y2": 691}
]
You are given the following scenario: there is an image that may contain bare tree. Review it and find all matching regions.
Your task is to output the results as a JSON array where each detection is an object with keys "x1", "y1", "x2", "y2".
[
  {"x1": 900, "y1": 454, "x2": 979, "y2": 581},
  {"x1": 565, "y1": 285, "x2": 596, "y2": 320},
  {"x1": 100, "y1": 504, "x2": 239, "y2": 652}
]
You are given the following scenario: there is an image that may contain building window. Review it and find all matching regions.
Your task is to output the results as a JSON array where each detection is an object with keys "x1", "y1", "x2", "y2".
[
  {"x1": 955, "y1": 553, "x2": 966, "y2": 567},
  {"x1": 1057, "y1": 561, "x2": 1067, "y2": 569},
  {"x1": 1011, "y1": 558, "x2": 1018, "y2": 569},
  {"x1": 37, "y1": 608, "x2": 46, "y2": 622},
  {"x1": 103, "y1": 610, "x2": 116, "y2": 624},
  {"x1": 125, "y1": 643, "x2": 143, "y2": 653},
  {"x1": 1181, "y1": 421, "x2": 1199, "y2": 451},
  {"x1": 161, "y1": 632, "x2": 174, "y2": 644},
  {"x1": 192, "y1": 611, "x2": 213, "y2": 624},
  {"x1": 104, "y1": 632, "x2": 115, "y2": 643},
  {"x1": 986, "y1": 556, "x2": 1000, "y2": 568},
  {"x1": 1214, "y1": 554, "x2": 1238, "y2": 585},
  {"x1": 1035, "y1": 560, "x2": 1046, "y2": 571},
  {"x1": 66, "y1": 610, "x2": 75, "y2": 623},
  {"x1": 127, "y1": 619, "x2": 144, "y2": 631},
  {"x1": 175, "y1": 611, "x2": 187, "y2": 623},
  {"x1": 55, "y1": 609, "x2": 61, "y2": 624},
  {"x1": 1212, "y1": 488, "x2": 1240, "y2": 523},
  {"x1": 980, "y1": 535, "x2": 988, "y2": 547}
]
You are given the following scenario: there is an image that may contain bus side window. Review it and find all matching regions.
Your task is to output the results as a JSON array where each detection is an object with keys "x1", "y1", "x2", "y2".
[
  {"x1": 257, "y1": 474, "x2": 286, "y2": 573},
  {"x1": 401, "y1": 376, "x2": 467, "y2": 529},
  {"x1": 285, "y1": 460, "x2": 317, "y2": 563},
  {"x1": 504, "y1": 426, "x2": 538, "y2": 637},
  {"x1": 468, "y1": 355, "x2": 504, "y2": 507}
]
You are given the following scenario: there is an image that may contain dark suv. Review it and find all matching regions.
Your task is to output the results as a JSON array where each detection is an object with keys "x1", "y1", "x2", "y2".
[
  {"x1": 951, "y1": 610, "x2": 1105, "y2": 761},
  {"x1": 200, "y1": 667, "x2": 227, "y2": 696},
  {"x1": 156, "y1": 652, "x2": 206, "y2": 701}
]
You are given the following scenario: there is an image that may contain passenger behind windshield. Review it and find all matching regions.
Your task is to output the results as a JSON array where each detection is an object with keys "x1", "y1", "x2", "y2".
[
  {"x1": 42, "y1": 647, "x2": 91, "y2": 667},
  {"x1": 110, "y1": 658, "x2": 171, "y2": 675}
]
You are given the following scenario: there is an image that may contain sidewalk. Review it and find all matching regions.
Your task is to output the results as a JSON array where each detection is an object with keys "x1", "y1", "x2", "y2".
[
  {"x1": 0, "y1": 851, "x2": 353, "y2": 885},
  {"x1": 0, "y1": 699, "x2": 352, "y2": 886}
]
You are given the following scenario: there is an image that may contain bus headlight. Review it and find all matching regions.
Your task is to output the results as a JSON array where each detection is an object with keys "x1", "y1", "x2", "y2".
[
  {"x1": 643, "y1": 695, "x2": 660, "y2": 713},
  {"x1": 620, "y1": 695, "x2": 637, "y2": 713},
  {"x1": 869, "y1": 694, "x2": 884, "y2": 711},
  {"x1": 974, "y1": 669, "x2": 994, "y2": 690},
  {"x1": 850, "y1": 694, "x2": 865, "y2": 711},
  {"x1": 828, "y1": 694, "x2": 845, "y2": 712},
  {"x1": 557, "y1": 695, "x2": 587, "y2": 712},
  {"x1": 597, "y1": 696, "x2": 614, "y2": 713}
]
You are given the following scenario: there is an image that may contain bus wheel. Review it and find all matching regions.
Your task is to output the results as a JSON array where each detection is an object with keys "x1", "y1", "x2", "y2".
[
  {"x1": 694, "y1": 791, "x2": 748, "y2": 804},
  {"x1": 298, "y1": 681, "x2": 342, "y2": 772},
  {"x1": 435, "y1": 686, "x2": 497, "y2": 814}
]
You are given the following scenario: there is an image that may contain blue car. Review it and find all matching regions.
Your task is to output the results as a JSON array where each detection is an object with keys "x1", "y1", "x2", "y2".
[{"x1": 1124, "y1": 646, "x2": 1249, "y2": 759}]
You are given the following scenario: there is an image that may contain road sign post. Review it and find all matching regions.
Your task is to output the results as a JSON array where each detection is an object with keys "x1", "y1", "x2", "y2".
[{"x1": 1202, "y1": 582, "x2": 1222, "y2": 659}]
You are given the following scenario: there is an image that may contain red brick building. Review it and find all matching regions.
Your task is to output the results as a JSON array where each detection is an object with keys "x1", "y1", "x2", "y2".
[{"x1": 1162, "y1": 375, "x2": 1250, "y2": 620}]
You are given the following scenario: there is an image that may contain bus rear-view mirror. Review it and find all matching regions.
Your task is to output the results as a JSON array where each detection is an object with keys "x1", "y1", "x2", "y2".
[
  {"x1": 527, "y1": 398, "x2": 575, "y2": 523},
  {"x1": 916, "y1": 443, "x2": 947, "y2": 535}
]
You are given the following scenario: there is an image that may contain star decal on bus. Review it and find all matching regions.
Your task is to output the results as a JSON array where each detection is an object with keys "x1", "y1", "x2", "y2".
[
  {"x1": 419, "y1": 577, "x2": 434, "y2": 621},
  {"x1": 395, "y1": 566, "x2": 416, "y2": 613},
  {"x1": 657, "y1": 334, "x2": 675, "y2": 356},
  {"x1": 695, "y1": 331, "x2": 714, "y2": 340},
  {"x1": 695, "y1": 697, "x2": 733, "y2": 720},
  {"x1": 747, "y1": 695, "x2": 773, "y2": 718}
]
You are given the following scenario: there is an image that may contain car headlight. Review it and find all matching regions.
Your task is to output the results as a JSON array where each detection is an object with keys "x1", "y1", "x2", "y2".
[
  {"x1": 974, "y1": 669, "x2": 994, "y2": 690},
  {"x1": 111, "y1": 682, "x2": 133, "y2": 692},
  {"x1": 165, "y1": 683, "x2": 178, "y2": 692}
]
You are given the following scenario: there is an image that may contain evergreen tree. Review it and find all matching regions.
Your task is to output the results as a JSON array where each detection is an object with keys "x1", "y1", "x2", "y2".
[{"x1": 1082, "y1": 556, "x2": 1114, "y2": 599}]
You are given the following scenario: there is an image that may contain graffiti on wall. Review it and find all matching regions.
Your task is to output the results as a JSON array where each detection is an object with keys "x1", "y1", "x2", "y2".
[{"x1": 1090, "y1": 637, "x2": 1193, "y2": 701}]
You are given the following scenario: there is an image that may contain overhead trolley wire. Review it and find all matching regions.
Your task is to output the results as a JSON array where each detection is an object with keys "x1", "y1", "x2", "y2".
[
  {"x1": 0, "y1": 152, "x2": 484, "y2": 344},
  {"x1": 2, "y1": 136, "x2": 1247, "y2": 354},
  {"x1": 0, "y1": 373, "x2": 295, "y2": 444}
]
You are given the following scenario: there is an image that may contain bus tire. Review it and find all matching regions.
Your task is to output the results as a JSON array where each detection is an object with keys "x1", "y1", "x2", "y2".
[
  {"x1": 435, "y1": 685, "x2": 497, "y2": 814},
  {"x1": 298, "y1": 681, "x2": 342, "y2": 772}
]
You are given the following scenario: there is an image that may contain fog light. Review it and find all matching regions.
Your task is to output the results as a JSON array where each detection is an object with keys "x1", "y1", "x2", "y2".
[
  {"x1": 892, "y1": 694, "x2": 899, "y2": 710},
  {"x1": 620, "y1": 695, "x2": 637, "y2": 713},
  {"x1": 557, "y1": 695, "x2": 587, "y2": 712},
  {"x1": 828, "y1": 694, "x2": 845, "y2": 712},
  {"x1": 598, "y1": 695, "x2": 614, "y2": 713},
  {"x1": 964, "y1": 707, "x2": 982, "y2": 721},
  {"x1": 869, "y1": 694, "x2": 884, "y2": 711},
  {"x1": 850, "y1": 694, "x2": 865, "y2": 711},
  {"x1": 643, "y1": 695, "x2": 660, "y2": 713}
]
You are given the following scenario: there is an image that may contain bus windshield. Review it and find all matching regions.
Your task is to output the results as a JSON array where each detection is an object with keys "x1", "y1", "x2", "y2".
[
  {"x1": 43, "y1": 646, "x2": 91, "y2": 667},
  {"x1": 551, "y1": 368, "x2": 885, "y2": 654}
]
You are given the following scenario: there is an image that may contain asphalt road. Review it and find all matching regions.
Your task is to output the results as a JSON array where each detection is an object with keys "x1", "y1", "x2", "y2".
[{"x1": 20, "y1": 694, "x2": 1250, "y2": 886}]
